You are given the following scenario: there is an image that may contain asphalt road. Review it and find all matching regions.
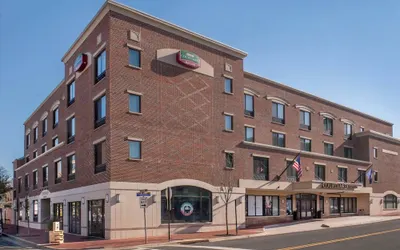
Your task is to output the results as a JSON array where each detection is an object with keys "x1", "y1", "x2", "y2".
[
  {"x1": 142, "y1": 219, "x2": 400, "y2": 250},
  {"x1": 0, "y1": 235, "x2": 40, "y2": 249}
]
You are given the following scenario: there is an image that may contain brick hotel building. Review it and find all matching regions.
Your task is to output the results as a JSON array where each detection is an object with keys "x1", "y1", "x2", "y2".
[{"x1": 13, "y1": 0, "x2": 400, "y2": 239}]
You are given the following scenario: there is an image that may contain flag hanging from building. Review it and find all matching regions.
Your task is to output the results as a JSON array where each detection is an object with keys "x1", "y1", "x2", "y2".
[
  {"x1": 366, "y1": 168, "x2": 374, "y2": 184},
  {"x1": 292, "y1": 155, "x2": 303, "y2": 178}
]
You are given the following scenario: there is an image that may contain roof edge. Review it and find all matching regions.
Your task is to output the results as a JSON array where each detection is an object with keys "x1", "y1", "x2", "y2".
[
  {"x1": 244, "y1": 71, "x2": 394, "y2": 127},
  {"x1": 62, "y1": 0, "x2": 247, "y2": 63},
  {"x1": 356, "y1": 130, "x2": 400, "y2": 145}
]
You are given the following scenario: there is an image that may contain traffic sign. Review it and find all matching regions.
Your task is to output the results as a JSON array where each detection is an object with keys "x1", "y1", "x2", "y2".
[
  {"x1": 140, "y1": 197, "x2": 148, "y2": 208},
  {"x1": 136, "y1": 192, "x2": 151, "y2": 197}
]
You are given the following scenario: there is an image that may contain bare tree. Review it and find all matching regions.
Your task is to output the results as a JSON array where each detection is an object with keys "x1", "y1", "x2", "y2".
[
  {"x1": 0, "y1": 166, "x2": 11, "y2": 194},
  {"x1": 22, "y1": 197, "x2": 30, "y2": 235}
]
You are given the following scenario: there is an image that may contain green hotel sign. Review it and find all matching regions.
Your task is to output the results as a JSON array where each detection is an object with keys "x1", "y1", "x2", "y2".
[{"x1": 176, "y1": 50, "x2": 201, "y2": 69}]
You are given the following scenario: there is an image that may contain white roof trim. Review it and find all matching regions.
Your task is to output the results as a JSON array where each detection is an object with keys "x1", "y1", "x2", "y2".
[
  {"x1": 340, "y1": 118, "x2": 356, "y2": 126},
  {"x1": 295, "y1": 105, "x2": 315, "y2": 113},
  {"x1": 244, "y1": 88, "x2": 260, "y2": 97},
  {"x1": 50, "y1": 100, "x2": 60, "y2": 111},
  {"x1": 266, "y1": 96, "x2": 290, "y2": 106},
  {"x1": 40, "y1": 111, "x2": 48, "y2": 121},
  {"x1": 32, "y1": 121, "x2": 39, "y2": 129},
  {"x1": 319, "y1": 112, "x2": 338, "y2": 120}
]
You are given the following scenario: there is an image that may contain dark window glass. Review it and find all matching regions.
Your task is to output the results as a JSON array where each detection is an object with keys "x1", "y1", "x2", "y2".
[
  {"x1": 55, "y1": 160, "x2": 62, "y2": 184},
  {"x1": 129, "y1": 48, "x2": 141, "y2": 67},
  {"x1": 224, "y1": 115, "x2": 233, "y2": 131},
  {"x1": 95, "y1": 50, "x2": 106, "y2": 82},
  {"x1": 286, "y1": 161, "x2": 297, "y2": 181},
  {"x1": 324, "y1": 143, "x2": 334, "y2": 155},
  {"x1": 358, "y1": 170, "x2": 366, "y2": 187},
  {"x1": 88, "y1": 199, "x2": 105, "y2": 238},
  {"x1": 338, "y1": 167, "x2": 347, "y2": 182},
  {"x1": 315, "y1": 165, "x2": 325, "y2": 181},
  {"x1": 68, "y1": 154, "x2": 76, "y2": 181},
  {"x1": 374, "y1": 172, "x2": 379, "y2": 182},
  {"x1": 330, "y1": 197, "x2": 357, "y2": 214},
  {"x1": 94, "y1": 141, "x2": 106, "y2": 173},
  {"x1": 42, "y1": 144, "x2": 47, "y2": 153},
  {"x1": 18, "y1": 178, "x2": 21, "y2": 193},
  {"x1": 300, "y1": 138, "x2": 311, "y2": 151},
  {"x1": 42, "y1": 118, "x2": 48, "y2": 137},
  {"x1": 33, "y1": 200, "x2": 38, "y2": 222},
  {"x1": 33, "y1": 171, "x2": 38, "y2": 189},
  {"x1": 53, "y1": 203, "x2": 64, "y2": 229},
  {"x1": 383, "y1": 195, "x2": 397, "y2": 209},
  {"x1": 94, "y1": 95, "x2": 106, "y2": 128},
  {"x1": 161, "y1": 186, "x2": 212, "y2": 223},
  {"x1": 68, "y1": 81, "x2": 75, "y2": 106},
  {"x1": 253, "y1": 157, "x2": 269, "y2": 180},
  {"x1": 286, "y1": 195, "x2": 293, "y2": 215},
  {"x1": 43, "y1": 166, "x2": 48, "y2": 187},
  {"x1": 53, "y1": 108, "x2": 59, "y2": 128},
  {"x1": 33, "y1": 151, "x2": 38, "y2": 159},
  {"x1": 33, "y1": 127, "x2": 38, "y2": 143},
  {"x1": 129, "y1": 94, "x2": 141, "y2": 113},
  {"x1": 224, "y1": 78, "x2": 232, "y2": 93},
  {"x1": 52, "y1": 137, "x2": 59, "y2": 147},
  {"x1": 67, "y1": 116, "x2": 76, "y2": 144},
  {"x1": 373, "y1": 148, "x2": 378, "y2": 158},
  {"x1": 245, "y1": 127, "x2": 254, "y2": 142},
  {"x1": 225, "y1": 153, "x2": 234, "y2": 169},
  {"x1": 24, "y1": 174, "x2": 29, "y2": 191},
  {"x1": 299, "y1": 110, "x2": 311, "y2": 130},
  {"x1": 244, "y1": 94, "x2": 254, "y2": 117},
  {"x1": 323, "y1": 117, "x2": 333, "y2": 135},
  {"x1": 26, "y1": 156, "x2": 30, "y2": 163},
  {"x1": 272, "y1": 132, "x2": 285, "y2": 147},
  {"x1": 129, "y1": 141, "x2": 141, "y2": 159},
  {"x1": 344, "y1": 123, "x2": 352, "y2": 138},
  {"x1": 344, "y1": 147, "x2": 353, "y2": 159},
  {"x1": 320, "y1": 196, "x2": 325, "y2": 215},
  {"x1": 246, "y1": 195, "x2": 279, "y2": 216},
  {"x1": 69, "y1": 202, "x2": 81, "y2": 234},
  {"x1": 272, "y1": 102, "x2": 285, "y2": 124},
  {"x1": 26, "y1": 133, "x2": 30, "y2": 149}
]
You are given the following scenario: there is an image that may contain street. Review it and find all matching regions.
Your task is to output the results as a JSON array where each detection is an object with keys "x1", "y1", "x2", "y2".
[
  {"x1": 0, "y1": 235, "x2": 39, "y2": 249},
  {"x1": 135, "y1": 219, "x2": 400, "y2": 250}
]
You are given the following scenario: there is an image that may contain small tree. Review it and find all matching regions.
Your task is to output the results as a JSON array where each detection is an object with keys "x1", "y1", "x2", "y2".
[
  {"x1": 216, "y1": 166, "x2": 235, "y2": 236},
  {"x1": 0, "y1": 166, "x2": 11, "y2": 194},
  {"x1": 24, "y1": 197, "x2": 30, "y2": 235}
]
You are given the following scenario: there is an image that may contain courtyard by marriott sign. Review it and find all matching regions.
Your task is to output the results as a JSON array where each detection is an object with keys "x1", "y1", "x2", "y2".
[
  {"x1": 176, "y1": 50, "x2": 201, "y2": 69},
  {"x1": 321, "y1": 182, "x2": 358, "y2": 190}
]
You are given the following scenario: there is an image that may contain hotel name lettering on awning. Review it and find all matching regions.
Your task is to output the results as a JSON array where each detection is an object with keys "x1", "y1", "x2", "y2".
[{"x1": 321, "y1": 182, "x2": 355, "y2": 190}]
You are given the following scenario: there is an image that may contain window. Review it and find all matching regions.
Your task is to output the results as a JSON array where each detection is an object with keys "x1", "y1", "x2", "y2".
[
  {"x1": 374, "y1": 171, "x2": 379, "y2": 182},
  {"x1": 129, "y1": 94, "x2": 141, "y2": 113},
  {"x1": 244, "y1": 94, "x2": 254, "y2": 117},
  {"x1": 42, "y1": 118, "x2": 48, "y2": 137},
  {"x1": 224, "y1": 78, "x2": 232, "y2": 93},
  {"x1": 286, "y1": 195, "x2": 293, "y2": 215},
  {"x1": 67, "y1": 116, "x2": 75, "y2": 144},
  {"x1": 315, "y1": 165, "x2": 325, "y2": 181},
  {"x1": 128, "y1": 48, "x2": 141, "y2": 67},
  {"x1": 246, "y1": 195, "x2": 279, "y2": 216},
  {"x1": 358, "y1": 170, "x2": 366, "y2": 187},
  {"x1": 272, "y1": 102, "x2": 285, "y2": 124},
  {"x1": 33, "y1": 170, "x2": 38, "y2": 190},
  {"x1": 286, "y1": 161, "x2": 297, "y2": 181},
  {"x1": 344, "y1": 147, "x2": 353, "y2": 159},
  {"x1": 26, "y1": 133, "x2": 30, "y2": 149},
  {"x1": 26, "y1": 155, "x2": 30, "y2": 163},
  {"x1": 94, "y1": 140, "x2": 106, "y2": 173},
  {"x1": 33, "y1": 151, "x2": 38, "y2": 159},
  {"x1": 68, "y1": 202, "x2": 81, "y2": 234},
  {"x1": 245, "y1": 126, "x2": 254, "y2": 142},
  {"x1": 24, "y1": 174, "x2": 29, "y2": 191},
  {"x1": 299, "y1": 110, "x2": 311, "y2": 130},
  {"x1": 373, "y1": 148, "x2": 378, "y2": 158},
  {"x1": 94, "y1": 95, "x2": 106, "y2": 128},
  {"x1": 383, "y1": 195, "x2": 397, "y2": 209},
  {"x1": 42, "y1": 144, "x2": 47, "y2": 153},
  {"x1": 18, "y1": 178, "x2": 21, "y2": 193},
  {"x1": 330, "y1": 197, "x2": 357, "y2": 214},
  {"x1": 43, "y1": 165, "x2": 49, "y2": 187},
  {"x1": 33, "y1": 127, "x2": 38, "y2": 143},
  {"x1": 224, "y1": 114, "x2": 233, "y2": 131},
  {"x1": 95, "y1": 50, "x2": 106, "y2": 82},
  {"x1": 323, "y1": 117, "x2": 333, "y2": 135},
  {"x1": 225, "y1": 152, "x2": 234, "y2": 169},
  {"x1": 324, "y1": 142, "x2": 334, "y2": 156},
  {"x1": 161, "y1": 186, "x2": 212, "y2": 223},
  {"x1": 67, "y1": 154, "x2": 76, "y2": 181},
  {"x1": 55, "y1": 160, "x2": 62, "y2": 184},
  {"x1": 360, "y1": 127, "x2": 365, "y2": 132},
  {"x1": 18, "y1": 202, "x2": 23, "y2": 220},
  {"x1": 52, "y1": 136, "x2": 59, "y2": 147},
  {"x1": 272, "y1": 132, "x2": 285, "y2": 147},
  {"x1": 300, "y1": 138, "x2": 311, "y2": 152},
  {"x1": 338, "y1": 167, "x2": 347, "y2": 182},
  {"x1": 320, "y1": 196, "x2": 325, "y2": 215},
  {"x1": 253, "y1": 157, "x2": 269, "y2": 180},
  {"x1": 53, "y1": 108, "x2": 59, "y2": 128},
  {"x1": 33, "y1": 200, "x2": 38, "y2": 222},
  {"x1": 344, "y1": 123, "x2": 352, "y2": 138},
  {"x1": 129, "y1": 140, "x2": 142, "y2": 159}
]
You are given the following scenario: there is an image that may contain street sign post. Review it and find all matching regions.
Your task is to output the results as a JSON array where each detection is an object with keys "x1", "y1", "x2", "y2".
[
  {"x1": 138, "y1": 190, "x2": 149, "y2": 244},
  {"x1": 167, "y1": 187, "x2": 172, "y2": 241}
]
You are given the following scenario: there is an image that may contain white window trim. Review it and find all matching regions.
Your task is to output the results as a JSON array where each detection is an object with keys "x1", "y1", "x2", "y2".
[
  {"x1": 340, "y1": 118, "x2": 355, "y2": 126},
  {"x1": 126, "y1": 43, "x2": 142, "y2": 51},
  {"x1": 266, "y1": 96, "x2": 290, "y2": 106},
  {"x1": 32, "y1": 121, "x2": 39, "y2": 129},
  {"x1": 40, "y1": 112, "x2": 48, "y2": 121},
  {"x1": 222, "y1": 74, "x2": 234, "y2": 79},
  {"x1": 65, "y1": 113, "x2": 75, "y2": 121},
  {"x1": 223, "y1": 112, "x2": 234, "y2": 116},
  {"x1": 319, "y1": 112, "x2": 337, "y2": 120},
  {"x1": 25, "y1": 129, "x2": 31, "y2": 135},
  {"x1": 344, "y1": 145, "x2": 354, "y2": 149},
  {"x1": 323, "y1": 141, "x2": 334, "y2": 145},
  {"x1": 314, "y1": 162, "x2": 326, "y2": 166},
  {"x1": 93, "y1": 89, "x2": 106, "y2": 101},
  {"x1": 337, "y1": 165, "x2": 348, "y2": 169},
  {"x1": 251, "y1": 153, "x2": 270, "y2": 158},
  {"x1": 52, "y1": 135, "x2": 58, "y2": 140},
  {"x1": 93, "y1": 136, "x2": 106, "y2": 145},
  {"x1": 53, "y1": 157, "x2": 62, "y2": 163},
  {"x1": 126, "y1": 90, "x2": 143, "y2": 96},
  {"x1": 299, "y1": 135, "x2": 312, "y2": 140},
  {"x1": 50, "y1": 100, "x2": 60, "y2": 111},
  {"x1": 295, "y1": 105, "x2": 315, "y2": 114},
  {"x1": 126, "y1": 137, "x2": 144, "y2": 142},
  {"x1": 42, "y1": 164, "x2": 48, "y2": 168},
  {"x1": 224, "y1": 150, "x2": 235, "y2": 154},
  {"x1": 244, "y1": 88, "x2": 260, "y2": 97},
  {"x1": 93, "y1": 42, "x2": 107, "y2": 57},
  {"x1": 64, "y1": 75, "x2": 75, "y2": 86},
  {"x1": 271, "y1": 129, "x2": 286, "y2": 134},
  {"x1": 244, "y1": 124, "x2": 255, "y2": 128},
  {"x1": 66, "y1": 151, "x2": 76, "y2": 157}
]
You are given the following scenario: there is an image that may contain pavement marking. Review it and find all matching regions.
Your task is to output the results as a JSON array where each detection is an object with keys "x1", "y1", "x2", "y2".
[
  {"x1": 276, "y1": 228, "x2": 400, "y2": 250},
  {"x1": 170, "y1": 245, "x2": 252, "y2": 250}
]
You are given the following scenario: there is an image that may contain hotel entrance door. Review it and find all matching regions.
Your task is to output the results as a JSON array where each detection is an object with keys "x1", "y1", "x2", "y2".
[{"x1": 296, "y1": 194, "x2": 317, "y2": 219}]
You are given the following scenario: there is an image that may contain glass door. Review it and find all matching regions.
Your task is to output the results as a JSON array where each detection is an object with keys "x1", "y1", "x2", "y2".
[
  {"x1": 53, "y1": 203, "x2": 63, "y2": 229},
  {"x1": 88, "y1": 199, "x2": 105, "y2": 238},
  {"x1": 68, "y1": 201, "x2": 81, "y2": 234}
]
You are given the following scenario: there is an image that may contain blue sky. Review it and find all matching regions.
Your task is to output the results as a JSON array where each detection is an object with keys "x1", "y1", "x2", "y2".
[{"x1": 0, "y1": 0, "x2": 399, "y2": 174}]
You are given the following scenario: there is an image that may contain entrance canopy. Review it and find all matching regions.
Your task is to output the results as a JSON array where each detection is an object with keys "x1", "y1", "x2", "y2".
[{"x1": 292, "y1": 180, "x2": 368, "y2": 194}]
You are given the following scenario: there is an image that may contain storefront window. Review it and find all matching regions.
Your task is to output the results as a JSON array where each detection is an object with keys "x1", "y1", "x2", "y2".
[
  {"x1": 319, "y1": 196, "x2": 324, "y2": 215},
  {"x1": 330, "y1": 197, "x2": 357, "y2": 214},
  {"x1": 161, "y1": 186, "x2": 212, "y2": 223},
  {"x1": 246, "y1": 195, "x2": 279, "y2": 216},
  {"x1": 383, "y1": 195, "x2": 398, "y2": 209},
  {"x1": 286, "y1": 195, "x2": 293, "y2": 215}
]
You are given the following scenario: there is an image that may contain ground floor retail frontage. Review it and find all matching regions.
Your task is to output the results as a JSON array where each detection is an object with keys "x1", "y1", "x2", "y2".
[{"x1": 13, "y1": 179, "x2": 400, "y2": 239}]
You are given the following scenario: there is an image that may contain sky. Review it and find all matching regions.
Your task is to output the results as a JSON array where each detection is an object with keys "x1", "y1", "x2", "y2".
[{"x1": 0, "y1": 0, "x2": 399, "y2": 174}]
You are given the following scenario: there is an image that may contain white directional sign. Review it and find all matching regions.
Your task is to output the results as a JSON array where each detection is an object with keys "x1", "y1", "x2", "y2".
[{"x1": 140, "y1": 197, "x2": 147, "y2": 208}]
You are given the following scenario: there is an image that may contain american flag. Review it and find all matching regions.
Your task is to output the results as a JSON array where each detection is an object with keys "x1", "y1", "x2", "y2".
[{"x1": 292, "y1": 155, "x2": 303, "y2": 178}]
